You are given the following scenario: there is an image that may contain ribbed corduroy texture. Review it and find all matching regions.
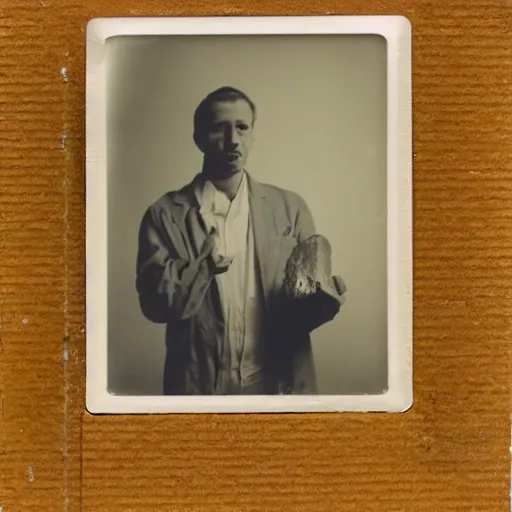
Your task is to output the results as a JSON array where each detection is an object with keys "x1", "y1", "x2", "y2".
[{"x1": 0, "y1": 1, "x2": 511, "y2": 510}]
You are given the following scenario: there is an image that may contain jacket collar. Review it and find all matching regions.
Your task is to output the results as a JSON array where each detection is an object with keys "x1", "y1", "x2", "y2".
[{"x1": 170, "y1": 170, "x2": 267, "y2": 206}]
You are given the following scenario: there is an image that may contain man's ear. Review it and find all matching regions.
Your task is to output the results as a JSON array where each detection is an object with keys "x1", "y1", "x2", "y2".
[{"x1": 193, "y1": 131, "x2": 204, "y2": 152}]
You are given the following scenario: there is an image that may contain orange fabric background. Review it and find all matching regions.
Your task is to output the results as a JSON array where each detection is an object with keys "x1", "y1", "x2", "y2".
[{"x1": 0, "y1": 1, "x2": 511, "y2": 510}]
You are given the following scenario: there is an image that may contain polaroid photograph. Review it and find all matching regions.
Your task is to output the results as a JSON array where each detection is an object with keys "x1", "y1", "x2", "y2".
[{"x1": 85, "y1": 15, "x2": 413, "y2": 413}]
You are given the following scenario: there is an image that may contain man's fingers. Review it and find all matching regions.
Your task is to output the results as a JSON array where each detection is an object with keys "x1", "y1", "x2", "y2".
[
  {"x1": 216, "y1": 256, "x2": 233, "y2": 269},
  {"x1": 332, "y1": 275, "x2": 347, "y2": 296},
  {"x1": 212, "y1": 256, "x2": 233, "y2": 275}
]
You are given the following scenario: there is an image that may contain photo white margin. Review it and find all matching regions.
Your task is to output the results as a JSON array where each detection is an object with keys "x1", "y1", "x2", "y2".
[{"x1": 85, "y1": 15, "x2": 413, "y2": 414}]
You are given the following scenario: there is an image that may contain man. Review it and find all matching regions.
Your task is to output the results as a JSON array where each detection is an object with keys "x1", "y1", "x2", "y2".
[{"x1": 136, "y1": 86, "x2": 346, "y2": 396}]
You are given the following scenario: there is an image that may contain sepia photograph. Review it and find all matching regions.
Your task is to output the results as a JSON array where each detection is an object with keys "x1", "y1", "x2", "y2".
[{"x1": 86, "y1": 16, "x2": 413, "y2": 413}]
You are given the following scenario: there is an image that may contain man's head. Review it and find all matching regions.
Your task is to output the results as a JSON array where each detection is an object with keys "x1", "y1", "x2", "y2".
[{"x1": 193, "y1": 86, "x2": 256, "y2": 177}]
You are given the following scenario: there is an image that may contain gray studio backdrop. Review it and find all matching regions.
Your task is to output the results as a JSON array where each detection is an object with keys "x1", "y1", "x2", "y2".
[{"x1": 106, "y1": 34, "x2": 388, "y2": 395}]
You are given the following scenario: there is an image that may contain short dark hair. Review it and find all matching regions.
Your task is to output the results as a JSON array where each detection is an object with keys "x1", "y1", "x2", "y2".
[{"x1": 193, "y1": 86, "x2": 257, "y2": 137}]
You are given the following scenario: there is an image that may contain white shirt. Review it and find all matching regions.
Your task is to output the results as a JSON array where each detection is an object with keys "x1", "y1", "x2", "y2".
[{"x1": 195, "y1": 172, "x2": 264, "y2": 389}]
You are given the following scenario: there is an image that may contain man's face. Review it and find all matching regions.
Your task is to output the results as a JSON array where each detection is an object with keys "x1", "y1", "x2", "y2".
[{"x1": 197, "y1": 99, "x2": 254, "y2": 175}]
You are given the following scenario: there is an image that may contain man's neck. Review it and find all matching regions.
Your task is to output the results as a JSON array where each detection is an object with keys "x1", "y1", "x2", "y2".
[{"x1": 202, "y1": 165, "x2": 245, "y2": 201}]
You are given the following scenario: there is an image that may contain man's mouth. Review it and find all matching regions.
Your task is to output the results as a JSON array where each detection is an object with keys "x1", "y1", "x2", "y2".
[{"x1": 226, "y1": 152, "x2": 241, "y2": 162}]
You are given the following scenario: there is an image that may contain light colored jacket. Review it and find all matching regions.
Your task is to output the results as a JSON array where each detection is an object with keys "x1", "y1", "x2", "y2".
[{"x1": 136, "y1": 172, "x2": 317, "y2": 395}]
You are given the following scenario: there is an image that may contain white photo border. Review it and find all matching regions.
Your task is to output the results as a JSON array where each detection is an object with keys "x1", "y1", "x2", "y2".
[{"x1": 85, "y1": 15, "x2": 413, "y2": 414}]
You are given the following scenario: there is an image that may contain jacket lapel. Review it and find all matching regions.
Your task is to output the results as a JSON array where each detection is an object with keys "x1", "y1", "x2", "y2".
[
  {"x1": 170, "y1": 177, "x2": 208, "y2": 259},
  {"x1": 247, "y1": 174, "x2": 277, "y2": 305}
]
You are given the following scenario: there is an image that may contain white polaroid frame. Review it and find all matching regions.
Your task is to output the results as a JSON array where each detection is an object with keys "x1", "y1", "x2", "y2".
[{"x1": 85, "y1": 15, "x2": 413, "y2": 414}]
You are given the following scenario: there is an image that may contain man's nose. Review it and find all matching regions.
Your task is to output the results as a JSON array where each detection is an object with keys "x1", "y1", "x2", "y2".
[{"x1": 225, "y1": 127, "x2": 240, "y2": 148}]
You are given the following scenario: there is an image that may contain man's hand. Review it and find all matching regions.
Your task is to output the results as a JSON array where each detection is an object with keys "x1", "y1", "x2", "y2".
[
  {"x1": 331, "y1": 275, "x2": 347, "y2": 306},
  {"x1": 298, "y1": 276, "x2": 347, "y2": 332},
  {"x1": 199, "y1": 228, "x2": 233, "y2": 275},
  {"x1": 210, "y1": 253, "x2": 233, "y2": 275}
]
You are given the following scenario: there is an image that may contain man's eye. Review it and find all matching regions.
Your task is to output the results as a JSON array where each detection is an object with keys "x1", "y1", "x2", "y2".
[{"x1": 237, "y1": 124, "x2": 249, "y2": 131}]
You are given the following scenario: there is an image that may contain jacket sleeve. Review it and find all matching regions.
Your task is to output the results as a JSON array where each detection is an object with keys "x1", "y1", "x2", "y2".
[{"x1": 135, "y1": 207, "x2": 213, "y2": 323}]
